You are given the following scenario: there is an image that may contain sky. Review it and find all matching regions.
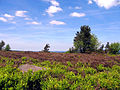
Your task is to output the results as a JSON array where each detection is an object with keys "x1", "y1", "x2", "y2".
[{"x1": 0, "y1": 0, "x2": 120, "y2": 51}]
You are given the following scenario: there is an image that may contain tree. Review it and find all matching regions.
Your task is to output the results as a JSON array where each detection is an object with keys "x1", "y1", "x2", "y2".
[
  {"x1": 43, "y1": 44, "x2": 50, "y2": 52},
  {"x1": 5, "y1": 44, "x2": 11, "y2": 51},
  {"x1": 0, "y1": 40, "x2": 5, "y2": 50},
  {"x1": 74, "y1": 25, "x2": 99, "y2": 53},
  {"x1": 98, "y1": 44, "x2": 104, "y2": 53},
  {"x1": 67, "y1": 47, "x2": 75, "y2": 53},
  {"x1": 90, "y1": 34, "x2": 100, "y2": 52},
  {"x1": 109, "y1": 42, "x2": 120, "y2": 54},
  {"x1": 105, "y1": 42, "x2": 110, "y2": 53}
]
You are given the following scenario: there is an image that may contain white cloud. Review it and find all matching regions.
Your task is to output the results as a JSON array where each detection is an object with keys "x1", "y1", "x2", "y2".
[
  {"x1": 88, "y1": 0, "x2": 93, "y2": 4},
  {"x1": 4, "y1": 14, "x2": 14, "y2": 20},
  {"x1": 70, "y1": 12, "x2": 86, "y2": 17},
  {"x1": 93, "y1": 0, "x2": 120, "y2": 9},
  {"x1": 50, "y1": 20, "x2": 65, "y2": 25},
  {"x1": 4, "y1": 14, "x2": 14, "y2": 18},
  {"x1": 75, "y1": 6, "x2": 82, "y2": 9},
  {"x1": 27, "y1": 21, "x2": 41, "y2": 25},
  {"x1": 46, "y1": 6, "x2": 62, "y2": 16},
  {"x1": 0, "y1": 17, "x2": 7, "y2": 22},
  {"x1": 43, "y1": 0, "x2": 59, "y2": 6},
  {"x1": 15, "y1": 11, "x2": 28, "y2": 17},
  {"x1": 50, "y1": 0, "x2": 59, "y2": 6},
  {"x1": 45, "y1": 0, "x2": 62, "y2": 16}
]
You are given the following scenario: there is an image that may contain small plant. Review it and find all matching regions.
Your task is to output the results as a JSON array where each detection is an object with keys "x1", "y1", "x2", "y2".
[
  {"x1": 21, "y1": 57, "x2": 27, "y2": 61},
  {"x1": 76, "y1": 61, "x2": 84, "y2": 67},
  {"x1": 67, "y1": 61, "x2": 73, "y2": 67}
]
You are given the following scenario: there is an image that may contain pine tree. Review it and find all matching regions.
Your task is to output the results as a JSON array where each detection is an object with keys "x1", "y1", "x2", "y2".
[{"x1": 74, "y1": 25, "x2": 91, "y2": 53}]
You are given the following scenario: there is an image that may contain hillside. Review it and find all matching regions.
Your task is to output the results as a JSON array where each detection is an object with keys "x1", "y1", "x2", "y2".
[{"x1": 0, "y1": 51, "x2": 120, "y2": 89}]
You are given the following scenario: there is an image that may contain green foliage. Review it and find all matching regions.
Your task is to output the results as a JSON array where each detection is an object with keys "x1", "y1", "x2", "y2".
[
  {"x1": 105, "y1": 42, "x2": 110, "y2": 53},
  {"x1": 67, "y1": 61, "x2": 73, "y2": 67},
  {"x1": 77, "y1": 67, "x2": 97, "y2": 75},
  {"x1": 90, "y1": 34, "x2": 100, "y2": 51},
  {"x1": 74, "y1": 25, "x2": 99, "y2": 53},
  {"x1": 76, "y1": 61, "x2": 84, "y2": 67},
  {"x1": 0, "y1": 40, "x2": 5, "y2": 50},
  {"x1": 98, "y1": 44, "x2": 104, "y2": 53},
  {"x1": 67, "y1": 47, "x2": 76, "y2": 53},
  {"x1": 5, "y1": 44, "x2": 11, "y2": 51},
  {"x1": 0, "y1": 56, "x2": 120, "y2": 89},
  {"x1": 109, "y1": 42, "x2": 120, "y2": 54},
  {"x1": 97, "y1": 64, "x2": 110, "y2": 71}
]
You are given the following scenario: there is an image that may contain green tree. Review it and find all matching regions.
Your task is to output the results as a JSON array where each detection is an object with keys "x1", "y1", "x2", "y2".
[
  {"x1": 105, "y1": 42, "x2": 110, "y2": 54},
  {"x1": 0, "y1": 40, "x2": 5, "y2": 50},
  {"x1": 74, "y1": 25, "x2": 99, "y2": 53},
  {"x1": 67, "y1": 47, "x2": 75, "y2": 53},
  {"x1": 43, "y1": 44, "x2": 50, "y2": 52},
  {"x1": 98, "y1": 44, "x2": 104, "y2": 53},
  {"x1": 109, "y1": 42, "x2": 120, "y2": 54},
  {"x1": 5, "y1": 44, "x2": 11, "y2": 51},
  {"x1": 90, "y1": 34, "x2": 100, "y2": 52}
]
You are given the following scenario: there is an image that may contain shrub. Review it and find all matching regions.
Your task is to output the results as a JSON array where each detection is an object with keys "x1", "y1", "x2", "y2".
[
  {"x1": 109, "y1": 42, "x2": 120, "y2": 54},
  {"x1": 5, "y1": 44, "x2": 11, "y2": 51}
]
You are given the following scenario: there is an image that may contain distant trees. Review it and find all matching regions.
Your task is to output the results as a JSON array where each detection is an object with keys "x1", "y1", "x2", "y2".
[
  {"x1": 109, "y1": 42, "x2": 120, "y2": 54},
  {"x1": 73, "y1": 25, "x2": 100, "y2": 53},
  {"x1": 97, "y1": 42, "x2": 120, "y2": 54},
  {"x1": 0, "y1": 40, "x2": 5, "y2": 50},
  {"x1": 98, "y1": 44, "x2": 104, "y2": 53},
  {"x1": 43, "y1": 44, "x2": 50, "y2": 52},
  {"x1": 5, "y1": 44, "x2": 11, "y2": 51},
  {"x1": 105, "y1": 42, "x2": 110, "y2": 54},
  {"x1": 0, "y1": 40, "x2": 11, "y2": 51}
]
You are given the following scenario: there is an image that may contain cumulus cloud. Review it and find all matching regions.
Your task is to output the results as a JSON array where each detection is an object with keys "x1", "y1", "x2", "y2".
[
  {"x1": 92, "y1": 0, "x2": 120, "y2": 9},
  {"x1": 0, "y1": 17, "x2": 7, "y2": 22},
  {"x1": 46, "y1": 6, "x2": 62, "y2": 16},
  {"x1": 15, "y1": 11, "x2": 28, "y2": 17},
  {"x1": 50, "y1": 20, "x2": 65, "y2": 25},
  {"x1": 50, "y1": 0, "x2": 59, "y2": 6},
  {"x1": 70, "y1": 12, "x2": 86, "y2": 17},
  {"x1": 4, "y1": 14, "x2": 14, "y2": 18},
  {"x1": 4, "y1": 14, "x2": 14, "y2": 20},
  {"x1": 88, "y1": 0, "x2": 93, "y2": 4},
  {"x1": 27, "y1": 21, "x2": 41, "y2": 25},
  {"x1": 45, "y1": 0, "x2": 62, "y2": 16}
]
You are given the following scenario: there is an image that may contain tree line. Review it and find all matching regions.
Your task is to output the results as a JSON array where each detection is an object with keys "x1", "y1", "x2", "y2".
[
  {"x1": 0, "y1": 40, "x2": 11, "y2": 51},
  {"x1": 1, "y1": 25, "x2": 120, "y2": 54},
  {"x1": 67, "y1": 25, "x2": 120, "y2": 54}
]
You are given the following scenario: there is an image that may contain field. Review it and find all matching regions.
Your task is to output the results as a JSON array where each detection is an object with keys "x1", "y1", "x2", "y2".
[{"x1": 0, "y1": 51, "x2": 120, "y2": 89}]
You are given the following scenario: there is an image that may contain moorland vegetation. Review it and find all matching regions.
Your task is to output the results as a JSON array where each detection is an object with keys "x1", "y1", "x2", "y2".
[{"x1": 0, "y1": 25, "x2": 120, "y2": 90}]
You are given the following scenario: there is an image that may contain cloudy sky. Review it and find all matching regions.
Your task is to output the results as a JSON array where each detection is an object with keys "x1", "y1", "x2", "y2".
[{"x1": 0, "y1": 0, "x2": 120, "y2": 51}]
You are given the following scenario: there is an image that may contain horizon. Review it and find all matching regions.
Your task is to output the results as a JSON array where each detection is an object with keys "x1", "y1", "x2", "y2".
[{"x1": 0, "y1": 0, "x2": 120, "y2": 51}]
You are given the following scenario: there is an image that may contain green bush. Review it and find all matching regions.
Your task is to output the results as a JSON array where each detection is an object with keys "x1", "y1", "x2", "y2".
[{"x1": 109, "y1": 42, "x2": 120, "y2": 54}]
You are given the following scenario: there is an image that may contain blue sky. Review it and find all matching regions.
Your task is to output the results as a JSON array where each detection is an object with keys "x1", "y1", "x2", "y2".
[{"x1": 0, "y1": 0, "x2": 120, "y2": 51}]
